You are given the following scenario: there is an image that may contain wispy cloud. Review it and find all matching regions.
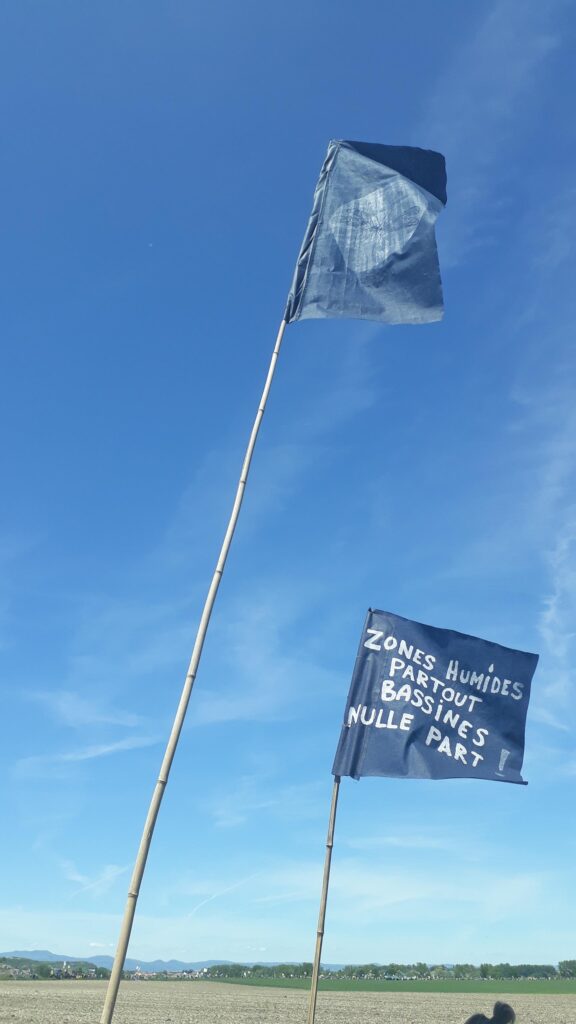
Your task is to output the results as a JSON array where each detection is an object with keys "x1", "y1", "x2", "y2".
[
  {"x1": 60, "y1": 860, "x2": 129, "y2": 899},
  {"x1": 531, "y1": 186, "x2": 576, "y2": 274},
  {"x1": 232, "y1": 858, "x2": 549, "y2": 928},
  {"x1": 201, "y1": 774, "x2": 327, "y2": 830},
  {"x1": 14, "y1": 735, "x2": 159, "y2": 778},
  {"x1": 540, "y1": 526, "x2": 576, "y2": 658},
  {"x1": 55, "y1": 737, "x2": 158, "y2": 761},
  {"x1": 188, "y1": 874, "x2": 257, "y2": 916},
  {"x1": 344, "y1": 831, "x2": 454, "y2": 852},
  {"x1": 419, "y1": 0, "x2": 565, "y2": 264},
  {"x1": 508, "y1": 363, "x2": 576, "y2": 731},
  {"x1": 207, "y1": 779, "x2": 278, "y2": 829},
  {"x1": 191, "y1": 582, "x2": 341, "y2": 729},
  {"x1": 441, "y1": 374, "x2": 576, "y2": 738},
  {"x1": 536, "y1": 519, "x2": 576, "y2": 722},
  {"x1": 65, "y1": 596, "x2": 196, "y2": 691},
  {"x1": 529, "y1": 706, "x2": 571, "y2": 733},
  {"x1": 155, "y1": 326, "x2": 380, "y2": 572},
  {"x1": 24, "y1": 689, "x2": 143, "y2": 729}
]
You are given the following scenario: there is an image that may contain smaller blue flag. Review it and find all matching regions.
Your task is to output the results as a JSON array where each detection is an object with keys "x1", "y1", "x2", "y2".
[
  {"x1": 332, "y1": 610, "x2": 538, "y2": 785},
  {"x1": 285, "y1": 141, "x2": 447, "y2": 325}
]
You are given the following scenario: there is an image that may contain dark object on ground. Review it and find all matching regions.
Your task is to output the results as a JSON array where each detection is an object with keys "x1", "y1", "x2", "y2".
[{"x1": 464, "y1": 1001, "x2": 516, "y2": 1024}]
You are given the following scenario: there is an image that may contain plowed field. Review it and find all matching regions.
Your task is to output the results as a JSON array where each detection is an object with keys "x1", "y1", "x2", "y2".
[{"x1": 1, "y1": 980, "x2": 574, "y2": 1024}]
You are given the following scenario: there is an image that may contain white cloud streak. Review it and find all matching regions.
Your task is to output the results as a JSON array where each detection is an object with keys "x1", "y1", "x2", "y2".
[
  {"x1": 419, "y1": 0, "x2": 565, "y2": 265},
  {"x1": 344, "y1": 831, "x2": 454, "y2": 852},
  {"x1": 14, "y1": 735, "x2": 159, "y2": 778},
  {"x1": 60, "y1": 860, "x2": 129, "y2": 899},
  {"x1": 188, "y1": 874, "x2": 257, "y2": 917},
  {"x1": 200, "y1": 776, "x2": 327, "y2": 830},
  {"x1": 24, "y1": 689, "x2": 143, "y2": 729}
]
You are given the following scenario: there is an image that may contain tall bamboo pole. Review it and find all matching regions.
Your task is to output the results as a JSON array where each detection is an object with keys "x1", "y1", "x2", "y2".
[
  {"x1": 100, "y1": 319, "x2": 288, "y2": 1024},
  {"x1": 306, "y1": 776, "x2": 341, "y2": 1024}
]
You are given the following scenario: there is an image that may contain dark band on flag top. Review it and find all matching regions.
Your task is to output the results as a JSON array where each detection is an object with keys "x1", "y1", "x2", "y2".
[
  {"x1": 333, "y1": 609, "x2": 538, "y2": 785},
  {"x1": 285, "y1": 140, "x2": 447, "y2": 326}
]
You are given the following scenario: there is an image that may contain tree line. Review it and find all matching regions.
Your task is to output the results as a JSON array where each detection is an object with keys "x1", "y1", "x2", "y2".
[{"x1": 205, "y1": 959, "x2": 576, "y2": 980}]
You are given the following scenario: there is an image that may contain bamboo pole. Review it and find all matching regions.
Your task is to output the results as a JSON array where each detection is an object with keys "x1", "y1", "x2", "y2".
[
  {"x1": 100, "y1": 318, "x2": 288, "y2": 1024},
  {"x1": 306, "y1": 776, "x2": 341, "y2": 1024}
]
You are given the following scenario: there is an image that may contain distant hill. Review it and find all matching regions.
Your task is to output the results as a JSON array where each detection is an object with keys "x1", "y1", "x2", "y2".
[
  {"x1": 0, "y1": 951, "x2": 307, "y2": 973},
  {"x1": 2, "y1": 950, "x2": 78, "y2": 964},
  {"x1": 0, "y1": 953, "x2": 106, "y2": 976}
]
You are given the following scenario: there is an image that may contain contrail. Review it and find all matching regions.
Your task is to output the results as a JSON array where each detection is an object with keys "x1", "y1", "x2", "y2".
[{"x1": 188, "y1": 873, "x2": 258, "y2": 916}]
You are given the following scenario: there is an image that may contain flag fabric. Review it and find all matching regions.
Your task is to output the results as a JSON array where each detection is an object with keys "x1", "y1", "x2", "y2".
[
  {"x1": 332, "y1": 609, "x2": 538, "y2": 785},
  {"x1": 285, "y1": 140, "x2": 447, "y2": 326}
]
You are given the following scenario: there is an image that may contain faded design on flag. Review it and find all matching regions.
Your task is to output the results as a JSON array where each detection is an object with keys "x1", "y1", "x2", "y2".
[
  {"x1": 329, "y1": 179, "x2": 437, "y2": 273},
  {"x1": 284, "y1": 139, "x2": 447, "y2": 324}
]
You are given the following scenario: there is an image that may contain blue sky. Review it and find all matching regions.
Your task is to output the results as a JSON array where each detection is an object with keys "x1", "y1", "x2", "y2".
[{"x1": 1, "y1": 0, "x2": 576, "y2": 967}]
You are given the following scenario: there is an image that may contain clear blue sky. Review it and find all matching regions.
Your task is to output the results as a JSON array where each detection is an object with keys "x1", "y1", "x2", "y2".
[{"x1": 1, "y1": 0, "x2": 575, "y2": 967}]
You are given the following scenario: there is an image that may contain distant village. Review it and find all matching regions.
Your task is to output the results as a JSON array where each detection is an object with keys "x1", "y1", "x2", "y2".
[
  {"x1": 1, "y1": 958, "x2": 109, "y2": 981},
  {"x1": 0, "y1": 957, "x2": 202, "y2": 982}
]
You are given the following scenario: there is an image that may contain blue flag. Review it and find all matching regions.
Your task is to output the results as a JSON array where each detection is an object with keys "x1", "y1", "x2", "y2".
[
  {"x1": 332, "y1": 610, "x2": 538, "y2": 785},
  {"x1": 285, "y1": 141, "x2": 447, "y2": 325}
]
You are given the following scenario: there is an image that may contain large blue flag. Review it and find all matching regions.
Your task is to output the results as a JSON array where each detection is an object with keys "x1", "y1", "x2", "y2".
[
  {"x1": 285, "y1": 141, "x2": 447, "y2": 325},
  {"x1": 333, "y1": 610, "x2": 538, "y2": 785}
]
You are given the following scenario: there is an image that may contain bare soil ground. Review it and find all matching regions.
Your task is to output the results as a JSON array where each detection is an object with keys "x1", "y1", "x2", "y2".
[{"x1": 0, "y1": 980, "x2": 574, "y2": 1024}]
